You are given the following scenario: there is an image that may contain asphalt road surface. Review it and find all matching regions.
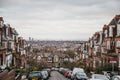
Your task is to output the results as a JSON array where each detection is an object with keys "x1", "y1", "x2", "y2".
[{"x1": 49, "y1": 71, "x2": 70, "y2": 80}]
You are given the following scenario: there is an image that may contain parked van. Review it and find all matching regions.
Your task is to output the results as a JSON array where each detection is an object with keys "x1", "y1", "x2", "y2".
[{"x1": 71, "y1": 67, "x2": 85, "y2": 80}]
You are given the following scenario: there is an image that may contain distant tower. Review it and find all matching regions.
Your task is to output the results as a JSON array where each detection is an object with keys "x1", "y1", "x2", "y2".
[
  {"x1": 32, "y1": 38, "x2": 34, "y2": 41},
  {"x1": 29, "y1": 37, "x2": 31, "y2": 41}
]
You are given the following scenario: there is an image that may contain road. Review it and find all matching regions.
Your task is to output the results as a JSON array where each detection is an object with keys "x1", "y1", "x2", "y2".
[{"x1": 49, "y1": 71, "x2": 70, "y2": 80}]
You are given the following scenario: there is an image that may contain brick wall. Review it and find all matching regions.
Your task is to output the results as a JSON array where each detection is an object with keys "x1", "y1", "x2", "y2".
[{"x1": 0, "y1": 69, "x2": 15, "y2": 80}]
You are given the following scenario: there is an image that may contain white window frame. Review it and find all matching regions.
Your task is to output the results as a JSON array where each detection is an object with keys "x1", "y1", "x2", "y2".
[
  {"x1": 107, "y1": 41, "x2": 110, "y2": 49},
  {"x1": 48, "y1": 57, "x2": 52, "y2": 62},
  {"x1": 116, "y1": 41, "x2": 120, "y2": 48},
  {"x1": 109, "y1": 25, "x2": 115, "y2": 37},
  {"x1": 117, "y1": 24, "x2": 120, "y2": 36}
]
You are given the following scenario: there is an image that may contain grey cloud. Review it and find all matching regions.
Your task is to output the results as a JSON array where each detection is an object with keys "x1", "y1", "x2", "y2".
[{"x1": 0, "y1": 0, "x2": 120, "y2": 40}]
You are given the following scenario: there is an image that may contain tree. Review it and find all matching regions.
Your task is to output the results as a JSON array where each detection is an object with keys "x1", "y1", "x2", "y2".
[
  {"x1": 75, "y1": 61, "x2": 85, "y2": 69},
  {"x1": 95, "y1": 63, "x2": 118, "y2": 74},
  {"x1": 38, "y1": 61, "x2": 47, "y2": 70},
  {"x1": 102, "y1": 63, "x2": 118, "y2": 71},
  {"x1": 64, "y1": 50, "x2": 75, "y2": 58},
  {"x1": 62, "y1": 61, "x2": 75, "y2": 70}
]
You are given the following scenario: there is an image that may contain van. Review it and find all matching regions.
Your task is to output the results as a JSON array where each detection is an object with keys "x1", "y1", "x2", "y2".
[{"x1": 71, "y1": 68, "x2": 85, "y2": 80}]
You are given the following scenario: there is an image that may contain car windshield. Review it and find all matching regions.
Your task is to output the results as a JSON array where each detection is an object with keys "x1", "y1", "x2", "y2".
[
  {"x1": 29, "y1": 72, "x2": 41, "y2": 77},
  {"x1": 93, "y1": 74, "x2": 108, "y2": 79},
  {"x1": 42, "y1": 71, "x2": 48, "y2": 74}
]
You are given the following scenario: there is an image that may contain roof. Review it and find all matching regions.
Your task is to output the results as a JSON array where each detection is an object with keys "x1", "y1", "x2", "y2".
[
  {"x1": 53, "y1": 53, "x2": 67, "y2": 58},
  {"x1": 0, "y1": 17, "x2": 4, "y2": 21},
  {"x1": 103, "y1": 25, "x2": 108, "y2": 29},
  {"x1": 108, "y1": 15, "x2": 120, "y2": 25},
  {"x1": 43, "y1": 53, "x2": 51, "y2": 57},
  {"x1": 12, "y1": 28, "x2": 19, "y2": 35}
]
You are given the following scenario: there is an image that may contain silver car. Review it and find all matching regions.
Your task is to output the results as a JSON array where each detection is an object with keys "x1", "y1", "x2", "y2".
[
  {"x1": 112, "y1": 75, "x2": 120, "y2": 80},
  {"x1": 89, "y1": 74, "x2": 109, "y2": 80}
]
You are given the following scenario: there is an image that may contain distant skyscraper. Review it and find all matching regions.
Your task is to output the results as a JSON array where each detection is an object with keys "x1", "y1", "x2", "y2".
[
  {"x1": 32, "y1": 38, "x2": 34, "y2": 41},
  {"x1": 29, "y1": 37, "x2": 31, "y2": 41}
]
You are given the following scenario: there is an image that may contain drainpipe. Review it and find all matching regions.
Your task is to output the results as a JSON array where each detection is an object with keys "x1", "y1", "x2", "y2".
[{"x1": 118, "y1": 53, "x2": 120, "y2": 74}]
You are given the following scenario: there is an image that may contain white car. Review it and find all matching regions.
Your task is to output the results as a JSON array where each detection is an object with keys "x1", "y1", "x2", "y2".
[
  {"x1": 71, "y1": 67, "x2": 84, "y2": 80},
  {"x1": 112, "y1": 75, "x2": 120, "y2": 80},
  {"x1": 74, "y1": 72, "x2": 88, "y2": 80},
  {"x1": 89, "y1": 74, "x2": 109, "y2": 80},
  {"x1": 41, "y1": 70, "x2": 49, "y2": 80}
]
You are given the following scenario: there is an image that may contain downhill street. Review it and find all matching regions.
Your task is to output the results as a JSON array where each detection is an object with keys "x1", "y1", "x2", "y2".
[{"x1": 49, "y1": 71, "x2": 69, "y2": 80}]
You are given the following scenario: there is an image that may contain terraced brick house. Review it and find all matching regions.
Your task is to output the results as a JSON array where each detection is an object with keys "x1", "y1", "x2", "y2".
[
  {"x1": 0, "y1": 17, "x2": 29, "y2": 69},
  {"x1": 79, "y1": 15, "x2": 120, "y2": 70}
]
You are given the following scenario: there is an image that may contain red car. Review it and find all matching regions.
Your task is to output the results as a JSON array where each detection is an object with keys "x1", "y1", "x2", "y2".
[{"x1": 65, "y1": 71, "x2": 72, "y2": 78}]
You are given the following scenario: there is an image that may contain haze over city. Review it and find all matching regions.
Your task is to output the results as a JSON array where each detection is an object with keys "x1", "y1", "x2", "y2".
[{"x1": 0, "y1": 0, "x2": 120, "y2": 40}]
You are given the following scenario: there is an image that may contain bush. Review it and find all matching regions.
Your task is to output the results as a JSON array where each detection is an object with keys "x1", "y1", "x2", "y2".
[
  {"x1": 102, "y1": 63, "x2": 118, "y2": 71},
  {"x1": 95, "y1": 67, "x2": 103, "y2": 74},
  {"x1": 85, "y1": 67, "x2": 93, "y2": 73},
  {"x1": 32, "y1": 66, "x2": 38, "y2": 71},
  {"x1": 20, "y1": 69, "x2": 29, "y2": 75},
  {"x1": 95, "y1": 63, "x2": 118, "y2": 74},
  {"x1": 5, "y1": 67, "x2": 11, "y2": 71}
]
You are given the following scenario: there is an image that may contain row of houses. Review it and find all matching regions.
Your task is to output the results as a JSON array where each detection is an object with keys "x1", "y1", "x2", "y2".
[
  {"x1": 79, "y1": 15, "x2": 120, "y2": 70},
  {"x1": 35, "y1": 52, "x2": 72, "y2": 68},
  {"x1": 0, "y1": 17, "x2": 31, "y2": 69}
]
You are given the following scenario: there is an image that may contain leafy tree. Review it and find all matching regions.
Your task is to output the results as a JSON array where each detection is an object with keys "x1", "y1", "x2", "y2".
[
  {"x1": 95, "y1": 63, "x2": 118, "y2": 74},
  {"x1": 38, "y1": 62, "x2": 47, "y2": 70},
  {"x1": 64, "y1": 50, "x2": 75, "y2": 58},
  {"x1": 102, "y1": 63, "x2": 118, "y2": 71},
  {"x1": 62, "y1": 61, "x2": 75, "y2": 70}
]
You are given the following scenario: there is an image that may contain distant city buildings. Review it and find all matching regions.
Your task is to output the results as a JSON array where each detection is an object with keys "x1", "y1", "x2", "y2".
[{"x1": 29, "y1": 40, "x2": 83, "y2": 67}]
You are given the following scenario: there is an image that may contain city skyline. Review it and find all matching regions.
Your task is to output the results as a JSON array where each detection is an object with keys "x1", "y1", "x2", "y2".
[{"x1": 0, "y1": 0, "x2": 120, "y2": 40}]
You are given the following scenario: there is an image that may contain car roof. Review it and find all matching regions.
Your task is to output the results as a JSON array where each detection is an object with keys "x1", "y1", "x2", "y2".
[
  {"x1": 30, "y1": 71, "x2": 41, "y2": 73},
  {"x1": 93, "y1": 74, "x2": 104, "y2": 76},
  {"x1": 114, "y1": 75, "x2": 120, "y2": 78}
]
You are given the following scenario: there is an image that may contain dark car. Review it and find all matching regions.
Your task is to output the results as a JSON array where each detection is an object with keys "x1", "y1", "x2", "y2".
[
  {"x1": 15, "y1": 69, "x2": 22, "y2": 80},
  {"x1": 27, "y1": 71, "x2": 43, "y2": 80}
]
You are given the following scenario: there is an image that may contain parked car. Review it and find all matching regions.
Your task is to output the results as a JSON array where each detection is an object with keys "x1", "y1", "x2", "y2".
[
  {"x1": 111, "y1": 75, "x2": 120, "y2": 80},
  {"x1": 71, "y1": 67, "x2": 84, "y2": 80},
  {"x1": 54, "y1": 67, "x2": 59, "y2": 71},
  {"x1": 43, "y1": 68, "x2": 51, "y2": 77},
  {"x1": 59, "y1": 67, "x2": 64, "y2": 73},
  {"x1": 65, "y1": 70, "x2": 72, "y2": 78},
  {"x1": 74, "y1": 72, "x2": 88, "y2": 80},
  {"x1": 41, "y1": 70, "x2": 49, "y2": 80},
  {"x1": 60, "y1": 68, "x2": 69, "y2": 75},
  {"x1": 68, "y1": 71, "x2": 72, "y2": 79},
  {"x1": 15, "y1": 69, "x2": 22, "y2": 80},
  {"x1": 51, "y1": 67, "x2": 55, "y2": 71},
  {"x1": 27, "y1": 71, "x2": 43, "y2": 80},
  {"x1": 89, "y1": 74, "x2": 109, "y2": 80}
]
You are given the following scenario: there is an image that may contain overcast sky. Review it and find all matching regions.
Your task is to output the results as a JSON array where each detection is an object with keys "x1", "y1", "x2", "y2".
[{"x1": 0, "y1": 0, "x2": 120, "y2": 40}]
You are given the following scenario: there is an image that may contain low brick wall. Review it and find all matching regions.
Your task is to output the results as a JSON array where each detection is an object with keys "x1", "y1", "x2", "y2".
[{"x1": 0, "y1": 69, "x2": 15, "y2": 80}]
